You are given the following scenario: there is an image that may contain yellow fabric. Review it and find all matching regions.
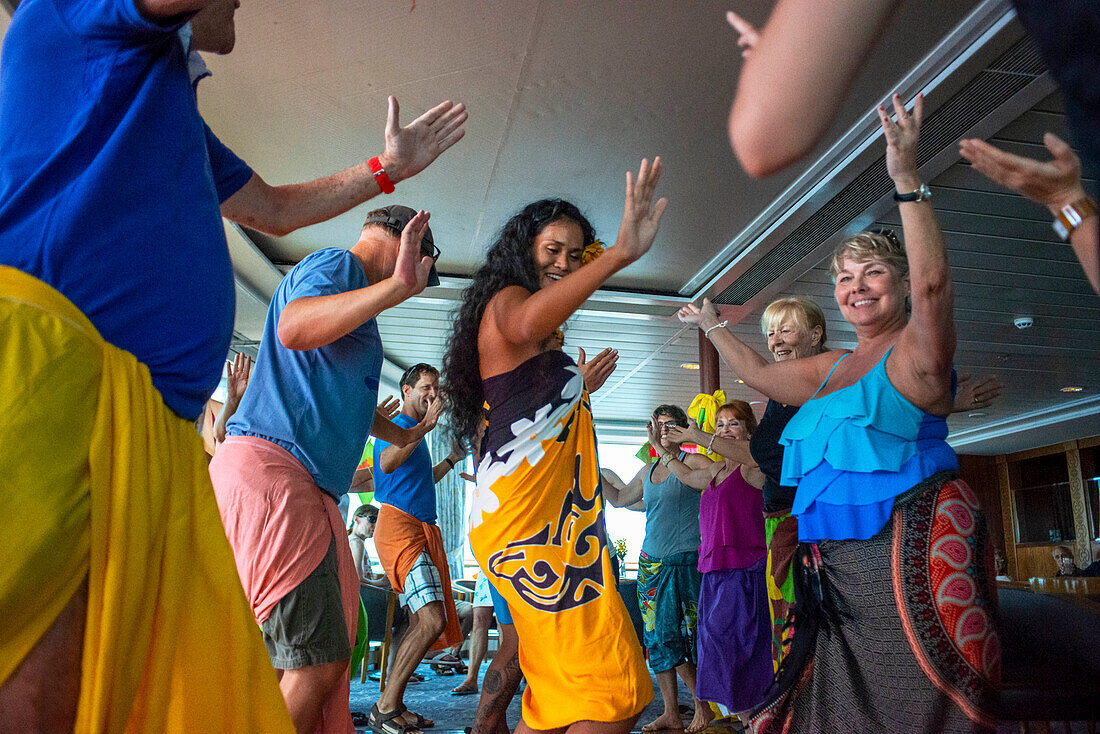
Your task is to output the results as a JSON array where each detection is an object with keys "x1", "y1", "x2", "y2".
[
  {"x1": 0, "y1": 267, "x2": 293, "y2": 733},
  {"x1": 688, "y1": 390, "x2": 727, "y2": 460},
  {"x1": 470, "y1": 376, "x2": 651, "y2": 729}
]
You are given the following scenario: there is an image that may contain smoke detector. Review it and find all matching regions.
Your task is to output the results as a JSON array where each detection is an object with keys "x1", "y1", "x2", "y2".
[{"x1": 1013, "y1": 317, "x2": 1033, "y2": 329}]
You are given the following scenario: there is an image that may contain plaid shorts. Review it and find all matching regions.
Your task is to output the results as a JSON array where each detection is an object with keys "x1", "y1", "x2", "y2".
[{"x1": 398, "y1": 550, "x2": 444, "y2": 613}]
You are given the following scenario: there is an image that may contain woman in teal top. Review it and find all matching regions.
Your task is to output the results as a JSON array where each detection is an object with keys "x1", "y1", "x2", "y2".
[
  {"x1": 679, "y1": 94, "x2": 998, "y2": 732},
  {"x1": 602, "y1": 404, "x2": 712, "y2": 733}
]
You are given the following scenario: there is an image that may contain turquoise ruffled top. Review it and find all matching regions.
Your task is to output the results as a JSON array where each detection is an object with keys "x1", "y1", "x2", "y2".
[{"x1": 779, "y1": 350, "x2": 957, "y2": 542}]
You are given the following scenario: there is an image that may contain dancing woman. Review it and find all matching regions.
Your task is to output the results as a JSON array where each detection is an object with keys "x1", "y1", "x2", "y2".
[
  {"x1": 600, "y1": 404, "x2": 712, "y2": 733},
  {"x1": 443, "y1": 160, "x2": 667, "y2": 733},
  {"x1": 651, "y1": 401, "x2": 773, "y2": 724},
  {"x1": 680, "y1": 95, "x2": 999, "y2": 732},
  {"x1": 667, "y1": 296, "x2": 830, "y2": 670}
]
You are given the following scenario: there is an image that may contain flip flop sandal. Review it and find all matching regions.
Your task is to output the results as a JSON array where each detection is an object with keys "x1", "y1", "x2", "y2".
[
  {"x1": 449, "y1": 683, "x2": 478, "y2": 696},
  {"x1": 368, "y1": 704, "x2": 420, "y2": 734}
]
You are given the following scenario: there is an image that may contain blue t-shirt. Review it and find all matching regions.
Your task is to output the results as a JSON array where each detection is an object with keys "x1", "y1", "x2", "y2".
[
  {"x1": 0, "y1": 0, "x2": 253, "y2": 420},
  {"x1": 372, "y1": 412, "x2": 438, "y2": 524},
  {"x1": 227, "y1": 248, "x2": 383, "y2": 498}
]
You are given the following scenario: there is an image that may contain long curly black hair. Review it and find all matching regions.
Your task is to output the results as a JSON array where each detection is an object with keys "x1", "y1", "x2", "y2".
[{"x1": 443, "y1": 199, "x2": 596, "y2": 448}]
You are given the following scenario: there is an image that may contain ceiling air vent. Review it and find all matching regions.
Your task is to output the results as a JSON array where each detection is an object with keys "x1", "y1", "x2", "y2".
[{"x1": 713, "y1": 35, "x2": 1045, "y2": 306}]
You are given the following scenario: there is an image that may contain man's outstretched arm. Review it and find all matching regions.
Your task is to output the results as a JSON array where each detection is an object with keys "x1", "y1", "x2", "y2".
[{"x1": 221, "y1": 96, "x2": 467, "y2": 237}]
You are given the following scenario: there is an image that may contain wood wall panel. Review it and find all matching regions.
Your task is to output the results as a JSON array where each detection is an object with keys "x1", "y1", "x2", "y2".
[
  {"x1": 1014, "y1": 544, "x2": 1061, "y2": 580},
  {"x1": 958, "y1": 454, "x2": 1003, "y2": 552}
]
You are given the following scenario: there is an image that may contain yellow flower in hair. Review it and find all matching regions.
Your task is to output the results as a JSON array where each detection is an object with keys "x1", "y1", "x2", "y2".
[{"x1": 581, "y1": 239, "x2": 605, "y2": 265}]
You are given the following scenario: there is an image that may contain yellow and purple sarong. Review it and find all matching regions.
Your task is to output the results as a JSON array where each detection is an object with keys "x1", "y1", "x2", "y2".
[
  {"x1": 0, "y1": 267, "x2": 292, "y2": 733},
  {"x1": 470, "y1": 350, "x2": 651, "y2": 729}
]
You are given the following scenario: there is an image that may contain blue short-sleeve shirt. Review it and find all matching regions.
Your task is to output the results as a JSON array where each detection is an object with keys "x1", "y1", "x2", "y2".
[
  {"x1": 372, "y1": 412, "x2": 438, "y2": 524},
  {"x1": 0, "y1": 0, "x2": 253, "y2": 420},
  {"x1": 227, "y1": 248, "x2": 384, "y2": 498}
]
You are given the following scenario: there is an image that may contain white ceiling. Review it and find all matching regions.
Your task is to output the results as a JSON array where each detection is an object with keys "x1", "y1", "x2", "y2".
[{"x1": 4, "y1": 0, "x2": 1098, "y2": 454}]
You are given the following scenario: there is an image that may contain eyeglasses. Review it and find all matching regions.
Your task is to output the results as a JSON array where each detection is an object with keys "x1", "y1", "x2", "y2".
[
  {"x1": 421, "y1": 241, "x2": 441, "y2": 262},
  {"x1": 399, "y1": 363, "x2": 437, "y2": 389}
]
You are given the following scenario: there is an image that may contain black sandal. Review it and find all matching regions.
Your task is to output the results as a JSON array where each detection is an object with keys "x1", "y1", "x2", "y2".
[{"x1": 368, "y1": 703, "x2": 421, "y2": 734}]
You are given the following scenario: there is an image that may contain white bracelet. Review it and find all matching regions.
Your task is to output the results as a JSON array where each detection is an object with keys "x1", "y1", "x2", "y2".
[
  {"x1": 707, "y1": 433, "x2": 716, "y2": 452},
  {"x1": 703, "y1": 320, "x2": 728, "y2": 339}
]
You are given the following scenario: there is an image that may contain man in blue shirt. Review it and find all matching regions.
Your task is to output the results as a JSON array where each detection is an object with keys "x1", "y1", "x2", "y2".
[
  {"x1": 0, "y1": 1, "x2": 467, "y2": 730},
  {"x1": 211, "y1": 209, "x2": 451, "y2": 733},
  {"x1": 371, "y1": 363, "x2": 465, "y2": 727}
]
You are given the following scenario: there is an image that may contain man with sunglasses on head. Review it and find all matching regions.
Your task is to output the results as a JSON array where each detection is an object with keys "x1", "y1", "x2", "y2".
[
  {"x1": 209, "y1": 205, "x2": 447, "y2": 733},
  {"x1": 369, "y1": 362, "x2": 466, "y2": 731}
]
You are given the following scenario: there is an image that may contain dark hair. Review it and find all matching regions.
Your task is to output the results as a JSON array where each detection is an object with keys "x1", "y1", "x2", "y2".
[
  {"x1": 443, "y1": 199, "x2": 596, "y2": 447},
  {"x1": 652, "y1": 404, "x2": 690, "y2": 427},
  {"x1": 400, "y1": 363, "x2": 439, "y2": 389}
]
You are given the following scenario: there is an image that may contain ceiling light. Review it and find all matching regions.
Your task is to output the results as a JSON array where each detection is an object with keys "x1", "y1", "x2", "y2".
[
  {"x1": 1060, "y1": 386, "x2": 1083, "y2": 393},
  {"x1": 967, "y1": 412, "x2": 987, "y2": 418},
  {"x1": 1013, "y1": 316, "x2": 1034, "y2": 329},
  {"x1": 735, "y1": 379, "x2": 744, "y2": 384},
  {"x1": 681, "y1": 363, "x2": 699, "y2": 370},
  {"x1": 749, "y1": 401, "x2": 764, "y2": 405}
]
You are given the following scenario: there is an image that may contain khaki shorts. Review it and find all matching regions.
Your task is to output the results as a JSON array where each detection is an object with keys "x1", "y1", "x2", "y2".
[{"x1": 261, "y1": 537, "x2": 351, "y2": 669}]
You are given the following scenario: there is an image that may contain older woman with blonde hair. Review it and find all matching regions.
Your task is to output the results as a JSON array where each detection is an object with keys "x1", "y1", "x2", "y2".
[
  {"x1": 668, "y1": 295, "x2": 830, "y2": 672},
  {"x1": 679, "y1": 94, "x2": 999, "y2": 732}
]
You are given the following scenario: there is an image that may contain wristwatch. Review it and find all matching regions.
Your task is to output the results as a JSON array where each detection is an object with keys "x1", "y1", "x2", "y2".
[
  {"x1": 1052, "y1": 197, "x2": 1097, "y2": 241},
  {"x1": 893, "y1": 183, "x2": 932, "y2": 203}
]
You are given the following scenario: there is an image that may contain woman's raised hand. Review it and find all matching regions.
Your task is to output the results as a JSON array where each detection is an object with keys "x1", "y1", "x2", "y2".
[
  {"x1": 676, "y1": 297, "x2": 721, "y2": 330},
  {"x1": 646, "y1": 418, "x2": 665, "y2": 455},
  {"x1": 611, "y1": 158, "x2": 668, "y2": 266},
  {"x1": 878, "y1": 93, "x2": 923, "y2": 188},
  {"x1": 666, "y1": 423, "x2": 702, "y2": 446},
  {"x1": 726, "y1": 10, "x2": 760, "y2": 59}
]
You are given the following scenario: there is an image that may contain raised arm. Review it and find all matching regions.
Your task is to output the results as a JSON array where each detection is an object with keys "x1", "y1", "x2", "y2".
[
  {"x1": 213, "y1": 352, "x2": 251, "y2": 443},
  {"x1": 378, "y1": 399, "x2": 442, "y2": 474},
  {"x1": 221, "y1": 97, "x2": 467, "y2": 237},
  {"x1": 951, "y1": 374, "x2": 1001, "y2": 414},
  {"x1": 727, "y1": 0, "x2": 900, "y2": 177},
  {"x1": 647, "y1": 425, "x2": 719, "y2": 491},
  {"x1": 678, "y1": 298, "x2": 833, "y2": 406},
  {"x1": 433, "y1": 442, "x2": 466, "y2": 483},
  {"x1": 487, "y1": 159, "x2": 667, "y2": 350},
  {"x1": 277, "y1": 210, "x2": 433, "y2": 351},
  {"x1": 600, "y1": 467, "x2": 646, "y2": 510},
  {"x1": 665, "y1": 423, "x2": 756, "y2": 467},
  {"x1": 886, "y1": 94, "x2": 956, "y2": 413},
  {"x1": 959, "y1": 132, "x2": 1099, "y2": 294},
  {"x1": 371, "y1": 412, "x2": 433, "y2": 451}
]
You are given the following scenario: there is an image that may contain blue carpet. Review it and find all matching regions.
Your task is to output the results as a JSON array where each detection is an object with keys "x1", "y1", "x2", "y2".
[{"x1": 349, "y1": 659, "x2": 697, "y2": 731}]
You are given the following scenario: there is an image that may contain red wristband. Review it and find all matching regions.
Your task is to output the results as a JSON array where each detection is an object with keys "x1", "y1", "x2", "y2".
[{"x1": 368, "y1": 156, "x2": 395, "y2": 194}]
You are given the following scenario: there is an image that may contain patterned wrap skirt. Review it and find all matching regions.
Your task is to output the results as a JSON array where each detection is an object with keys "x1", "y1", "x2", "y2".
[
  {"x1": 752, "y1": 472, "x2": 1000, "y2": 733},
  {"x1": 764, "y1": 510, "x2": 798, "y2": 670},
  {"x1": 636, "y1": 549, "x2": 700, "y2": 673}
]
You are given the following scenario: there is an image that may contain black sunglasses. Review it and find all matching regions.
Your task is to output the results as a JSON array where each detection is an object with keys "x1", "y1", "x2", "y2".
[{"x1": 867, "y1": 226, "x2": 901, "y2": 247}]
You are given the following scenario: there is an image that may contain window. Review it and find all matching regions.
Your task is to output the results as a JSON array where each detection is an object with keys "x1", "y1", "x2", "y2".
[{"x1": 1011, "y1": 453, "x2": 1075, "y2": 544}]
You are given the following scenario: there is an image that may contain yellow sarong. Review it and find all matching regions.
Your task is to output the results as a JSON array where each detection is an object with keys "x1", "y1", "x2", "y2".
[
  {"x1": 471, "y1": 350, "x2": 651, "y2": 729},
  {"x1": 0, "y1": 266, "x2": 293, "y2": 733}
]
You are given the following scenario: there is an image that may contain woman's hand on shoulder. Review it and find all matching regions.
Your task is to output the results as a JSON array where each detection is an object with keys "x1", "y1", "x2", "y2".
[{"x1": 608, "y1": 158, "x2": 668, "y2": 267}]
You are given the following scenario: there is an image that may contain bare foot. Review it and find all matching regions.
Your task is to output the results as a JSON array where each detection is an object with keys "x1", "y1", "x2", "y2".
[
  {"x1": 641, "y1": 712, "x2": 684, "y2": 731},
  {"x1": 686, "y1": 705, "x2": 715, "y2": 733}
]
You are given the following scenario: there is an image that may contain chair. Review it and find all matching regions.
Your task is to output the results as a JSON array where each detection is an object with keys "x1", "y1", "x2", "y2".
[
  {"x1": 358, "y1": 585, "x2": 398, "y2": 691},
  {"x1": 997, "y1": 587, "x2": 1100, "y2": 732}
]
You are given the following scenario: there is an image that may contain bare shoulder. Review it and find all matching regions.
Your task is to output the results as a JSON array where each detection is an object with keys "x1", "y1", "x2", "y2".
[{"x1": 684, "y1": 453, "x2": 714, "y2": 470}]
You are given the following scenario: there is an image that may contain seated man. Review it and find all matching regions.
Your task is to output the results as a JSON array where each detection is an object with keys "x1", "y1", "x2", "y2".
[
  {"x1": 371, "y1": 363, "x2": 466, "y2": 731},
  {"x1": 1054, "y1": 545, "x2": 1084, "y2": 577}
]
